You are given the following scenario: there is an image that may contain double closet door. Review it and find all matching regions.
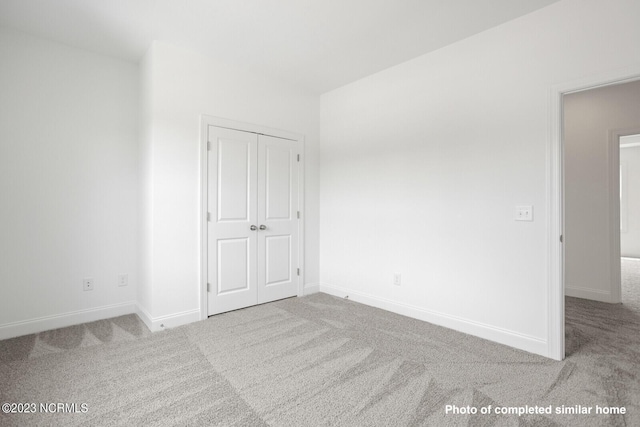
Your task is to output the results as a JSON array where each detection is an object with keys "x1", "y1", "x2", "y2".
[{"x1": 207, "y1": 126, "x2": 299, "y2": 315}]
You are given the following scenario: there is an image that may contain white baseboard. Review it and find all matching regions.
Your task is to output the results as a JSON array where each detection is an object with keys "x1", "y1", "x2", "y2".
[
  {"x1": 135, "y1": 304, "x2": 154, "y2": 332},
  {"x1": 135, "y1": 304, "x2": 201, "y2": 332},
  {"x1": 0, "y1": 301, "x2": 137, "y2": 340},
  {"x1": 303, "y1": 283, "x2": 320, "y2": 295},
  {"x1": 319, "y1": 283, "x2": 548, "y2": 358},
  {"x1": 565, "y1": 286, "x2": 613, "y2": 303}
]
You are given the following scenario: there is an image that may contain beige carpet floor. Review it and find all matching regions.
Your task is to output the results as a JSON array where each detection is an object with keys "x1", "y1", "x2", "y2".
[{"x1": 1, "y1": 259, "x2": 639, "y2": 426}]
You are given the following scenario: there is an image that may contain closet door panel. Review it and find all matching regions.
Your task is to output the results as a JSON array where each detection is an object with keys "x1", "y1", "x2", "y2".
[
  {"x1": 207, "y1": 126, "x2": 258, "y2": 315},
  {"x1": 257, "y1": 135, "x2": 299, "y2": 303}
]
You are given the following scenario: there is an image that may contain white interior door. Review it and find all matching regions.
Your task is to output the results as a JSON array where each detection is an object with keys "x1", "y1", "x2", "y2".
[
  {"x1": 207, "y1": 126, "x2": 299, "y2": 316},
  {"x1": 208, "y1": 127, "x2": 258, "y2": 315},
  {"x1": 257, "y1": 134, "x2": 299, "y2": 304}
]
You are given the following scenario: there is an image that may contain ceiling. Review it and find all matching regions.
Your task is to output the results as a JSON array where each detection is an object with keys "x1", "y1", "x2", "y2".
[{"x1": 0, "y1": 0, "x2": 559, "y2": 93}]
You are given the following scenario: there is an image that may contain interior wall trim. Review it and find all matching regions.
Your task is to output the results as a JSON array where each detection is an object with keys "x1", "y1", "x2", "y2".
[
  {"x1": 303, "y1": 283, "x2": 320, "y2": 295},
  {"x1": 136, "y1": 305, "x2": 201, "y2": 332},
  {"x1": 0, "y1": 301, "x2": 136, "y2": 340},
  {"x1": 565, "y1": 286, "x2": 612, "y2": 303},
  {"x1": 318, "y1": 284, "x2": 548, "y2": 358}
]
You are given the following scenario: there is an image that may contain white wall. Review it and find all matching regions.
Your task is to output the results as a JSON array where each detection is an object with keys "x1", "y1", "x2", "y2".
[
  {"x1": 319, "y1": 0, "x2": 640, "y2": 357},
  {"x1": 565, "y1": 81, "x2": 640, "y2": 302},
  {"x1": 621, "y1": 136, "x2": 640, "y2": 258},
  {"x1": 138, "y1": 41, "x2": 320, "y2": 330},
  {"x1": 0, "y1": 28, "x2": 139, "y2": 339}
]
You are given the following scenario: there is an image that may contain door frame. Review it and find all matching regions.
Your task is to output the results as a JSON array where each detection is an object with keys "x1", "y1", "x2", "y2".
[
  {"x1": 199, "y1": 115, "x2": 306, "y2": 320},
  {"x1": 548, "y1": 66, "x2": 640, "y2": 360}
]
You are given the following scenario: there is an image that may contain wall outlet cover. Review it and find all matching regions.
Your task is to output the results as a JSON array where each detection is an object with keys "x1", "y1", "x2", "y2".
[
  {"x1": 83, "y1": 278, "x2": 94, "y2": 291},
  {"x1": 118, "y1": 274, "x2": 128, "y2": 287},
  {"x1": 393, "y1": 273, "x2": 401, "y2": 286}
]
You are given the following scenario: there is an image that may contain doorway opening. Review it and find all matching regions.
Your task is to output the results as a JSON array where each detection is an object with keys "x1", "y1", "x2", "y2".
[
  {"x1": 560, "y1": 79, "x2": 640, "y2": 359},
  {"x1": 620, "y1": 134, "x2": 640, "y2": 309},
  {"x1": 549, "y1": 70, "x2": 640, "y2": 361}
]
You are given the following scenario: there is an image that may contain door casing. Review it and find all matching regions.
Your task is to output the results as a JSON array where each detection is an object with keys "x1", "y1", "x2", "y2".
[{"x1": 199, "y1": 115, "x2": 305, "y2": 320}]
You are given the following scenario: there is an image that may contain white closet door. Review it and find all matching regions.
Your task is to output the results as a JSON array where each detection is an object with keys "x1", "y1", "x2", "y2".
[
  {"x1": 257, "y1": 134, "x2": 299, "y2": 304},
  {"x1": 207, "y1": 126, "x2": 299, "y2": 316},
  {"x1": 207, "y1": 127, "x2": 258, "y2": 315}
]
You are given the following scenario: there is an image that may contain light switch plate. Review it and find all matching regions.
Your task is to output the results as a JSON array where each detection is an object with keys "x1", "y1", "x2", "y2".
[{"x1": 515, "y1": 206, "x2": 533, "y2": 221}]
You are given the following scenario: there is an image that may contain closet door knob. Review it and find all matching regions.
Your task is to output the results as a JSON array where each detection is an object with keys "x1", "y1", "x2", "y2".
[
  {"x1": 250, "y1": 225, "x2": 257, "y2": 231},
  {"x1": 259, "y1": 225, "x2": 267, "y2": 230}
]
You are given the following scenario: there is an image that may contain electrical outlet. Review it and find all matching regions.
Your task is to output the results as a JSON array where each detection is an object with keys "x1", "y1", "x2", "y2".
[
  {"x1": 83, "y1": 278, "x2": 94, "y2": 291},
  {"x1": 394, "y1": 273, "x2": 401, "y2": 286},
  {"x1": 117, "y1": 274, "x2": 128, "y2": 287}
]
